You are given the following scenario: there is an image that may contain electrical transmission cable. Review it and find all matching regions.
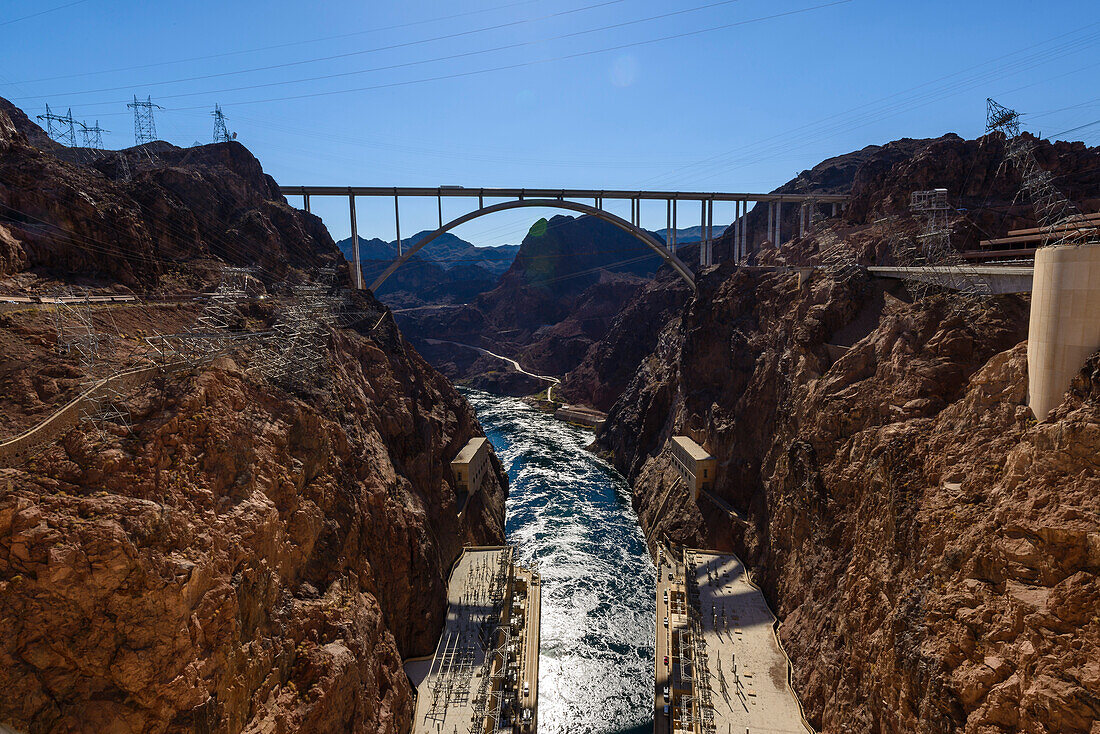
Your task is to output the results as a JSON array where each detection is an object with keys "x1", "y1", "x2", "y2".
[
  {"x1": 15, "y1": 0, "x2": 640, "y2": 100},
  {"x1": 9, "y1": 0, "x2": 542, "y2": 85},
  {"x1": 24, "y1": 1, "x2": 851, "y2": 114},
  {"x1": 0, "y1": 0, "x2": 90, "y2": 27}
]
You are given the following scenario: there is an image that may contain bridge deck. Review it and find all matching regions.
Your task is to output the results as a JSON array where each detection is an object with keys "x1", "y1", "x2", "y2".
[{"x1": 279, "y1": 185, "x2": 848, "y2": 203}]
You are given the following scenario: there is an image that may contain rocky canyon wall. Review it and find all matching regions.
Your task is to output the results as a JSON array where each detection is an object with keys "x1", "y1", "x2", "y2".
[
  {"x1": 599, "y1": 262, "x2": 1099, "y2": 732},
  {"x1": 593, "y1": 135, "x2": 1100, "y2": 732},
  {"x1": 0, "y1": 98, "x2": 507, "y2": 733}
]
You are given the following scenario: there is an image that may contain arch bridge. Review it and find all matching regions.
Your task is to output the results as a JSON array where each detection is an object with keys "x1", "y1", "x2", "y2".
[{"x1": 278, "y1": 186, "x2": 850, "y2": 291}]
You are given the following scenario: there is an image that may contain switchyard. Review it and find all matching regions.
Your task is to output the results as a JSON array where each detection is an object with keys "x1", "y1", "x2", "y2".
[
  {"x1": 654, "y1": 547, "x2": 810, "y2": 734},
  {"x1": 407, "y1": 547, "x2": 541, "y2": 734}
]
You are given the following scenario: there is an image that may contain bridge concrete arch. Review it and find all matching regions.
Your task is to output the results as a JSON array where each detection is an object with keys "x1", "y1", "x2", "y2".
[{"x1": 367, "y1": 198, "x2": 697, "y2": 292}]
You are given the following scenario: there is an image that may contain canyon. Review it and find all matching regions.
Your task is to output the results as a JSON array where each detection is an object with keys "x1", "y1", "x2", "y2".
[
  {"x1": 0, "y1": 98, "x2": 507, "y2": 733},
  {"x1": 2, "y1": 85, "x2": 1099, "y2": 734},
  {"x1": 584, "y1": 135, "x2": 1100, "y2": 732}
]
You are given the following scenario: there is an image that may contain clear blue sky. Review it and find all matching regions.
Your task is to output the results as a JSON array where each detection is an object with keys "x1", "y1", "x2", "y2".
[{"x1": 3, "y1": 0, "x2": 1098, "y2": 245}]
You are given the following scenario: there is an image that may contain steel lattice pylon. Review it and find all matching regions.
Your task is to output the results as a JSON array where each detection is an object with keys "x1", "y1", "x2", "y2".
[
  {"x1": 143, "y1": 265, "x2": 265, "y2": 368},
  {"x1": 889, "y1": 190, "x2": 991, "y2": 299},
  {"x1": 256, "y1": 269, "x2": 340, "y2": 390},
  {"x1": 212, "y1": 104, "x2": 233, "y2": 144},
  {"x1": 196, "y1": 266, "x2": 255, "y2": 333},
  {"x1": 79, "y1": 120, "x2": 108, "y2": 150},
  {"x1": 985, "y1": 98, "x2": 1098, "y2": 248},
  {"x1": 52, "y1": 291, "x2": 101, "y2": 368},
  {"x1": 79, "y1": 384, "x2": 132, "y2": 443},
  {"x1": 127, "y1": 95, "x2": 162, "y2": 146},
  {"x1": 37, "y1": 104, "x2": 77, "y2": 147}
]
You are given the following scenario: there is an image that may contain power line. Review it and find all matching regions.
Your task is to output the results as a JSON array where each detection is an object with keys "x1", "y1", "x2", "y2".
[
  {"x1": 15, "y1": 0, "x2": 638, "y2": 100},
  {"x1": 7, "y1": 0, "x2": 542, "y2": 85},
  {"x1": 1049, "y1": 117, "x2": 1100, "y2": 138},
  {"x1": 0, "y1": 0, "x2": 91, "y2": 27},
  {"x1": 640, "y1": 22, "x2": 1100, "y2": 187},
  {"x1": 20, "y1": 0, "x2": 851, "y2": 113}
]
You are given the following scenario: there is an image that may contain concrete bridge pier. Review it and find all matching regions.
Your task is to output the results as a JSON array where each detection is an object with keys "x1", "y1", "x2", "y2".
[
  {"x1": 777, "y1": 199, "x2": 783, "y2": 245},
  {"x1": 1028, "y1": 243, "x2": 1100, "y2": 419},
  {"x1": 348, "y1": 194, "x2": 362, "y2": 290},
  {"x1": 799, "y1": 201, "x2": 815, "y2": 238},
  {"x1": 671, "y1": 199, "x2": 678, "y2": 255},
  {"x1": 741, "y1": 200, "x2": 749, "y2": 260},
  {"x1": 732, "y1": 200, "x2": 741, "y2": 262},
  {"x1": 394, "y1": 192, "x2": 402, "y2": 257},
  {"x1": 700, "y1": 200, "x2": 707, "y2": 266}
]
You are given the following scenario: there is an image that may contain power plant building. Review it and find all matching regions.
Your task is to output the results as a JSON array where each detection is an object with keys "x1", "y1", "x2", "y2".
[
  {"x1": 670, "y1": 436, "x2": 716, "y2": 500},
  {"x1": 452, "y1": 436, "x2": 493, "y2": 504}
]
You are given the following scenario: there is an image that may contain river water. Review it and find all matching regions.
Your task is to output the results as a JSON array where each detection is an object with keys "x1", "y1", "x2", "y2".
[{"x1": 462, "y1": 389, "x2": 655, "y2": 734}]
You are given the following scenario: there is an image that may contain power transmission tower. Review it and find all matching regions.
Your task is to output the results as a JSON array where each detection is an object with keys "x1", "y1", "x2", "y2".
[
  {"x1": 212, "y1": 104, "x2": 233, "y2": 143},
  {"x1": 985, "y1": 98, "x2": 1097, "y2": 248},
  {"x1": 79, "y1": 120, "x2": 108, "y2": 149},
  {"x1": 896, "y1": 189, "x2": 990, "y2": 298},
  {"x1": 143, "y1": 265, "x2": 259, "y2": 366},
  {"x1": 52, "y1": 291, "x2": 102, "y2": 369},
  {"x1": 257, "y1": 269, "x2": 338, "y2": 390},
  {"x1": 127, "y1": 95, "x2": 162, "y2": 145},
  {"x1": 36, "y1": 103, "x2": 77, "y2": 147}
]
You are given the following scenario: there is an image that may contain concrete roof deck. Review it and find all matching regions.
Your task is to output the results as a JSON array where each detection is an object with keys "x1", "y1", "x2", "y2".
[
  {"x1": 686, "y1": 550, "x2": 812, "y2": 734},
  {"x1": 453, "y1": 436, "x2": 489, "y2": 464},
  {"x1": 408, "y1": 547, "x2": 510, "y2": 734},
  {"x1": 671, "y1": 436, "x2": 713, "y2": 462}
]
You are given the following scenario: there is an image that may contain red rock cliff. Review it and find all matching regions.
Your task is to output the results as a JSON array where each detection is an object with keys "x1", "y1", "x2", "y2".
[
  {"x1": 594, "y1": 135, "x2": 1100, "y2": 731},
  {"x1": 0, "y1": 98, "x2": 507, "y2": 733}
]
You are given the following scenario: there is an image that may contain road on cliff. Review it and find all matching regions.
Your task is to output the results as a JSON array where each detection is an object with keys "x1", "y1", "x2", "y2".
[{"x1": 424, "y1": 338, "x2": 561, "y2": 399}]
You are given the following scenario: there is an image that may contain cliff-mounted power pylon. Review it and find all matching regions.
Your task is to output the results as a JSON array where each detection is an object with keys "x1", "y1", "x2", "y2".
[
  {"x1": 984, "y1": 98, "x2": 1100, "y2": 420},
  {"x1": 984, "y1": 98, "x2": 1098, "y2": 247}
]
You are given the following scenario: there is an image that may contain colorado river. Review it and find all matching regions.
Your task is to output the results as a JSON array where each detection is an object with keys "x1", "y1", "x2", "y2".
[{"x1": 463, "y1": 389, "x2": 656, "y2": 734}]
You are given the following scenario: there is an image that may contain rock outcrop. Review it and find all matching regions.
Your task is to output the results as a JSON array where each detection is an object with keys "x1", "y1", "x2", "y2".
[
  {"x1": 0, "y1": 97, "x2": 337, "y2": 292},
  {"x1": 594, "y1": 133, "x2": 1100, "y2": 732},
  {"x1": 395, "y1": 214, "x2": 662, "y2": 392},
  {"x1": 0, "y1": 97, "x2": 508, "y2": 733}
]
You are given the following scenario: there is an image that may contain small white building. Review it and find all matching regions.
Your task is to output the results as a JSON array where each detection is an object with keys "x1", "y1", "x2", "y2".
[
  {"x1": 670, "y1": 436, "x2": 717, "y2": 500},
  {"x1": 451, "y1": 437, "x2": 493, "y2": 501}
]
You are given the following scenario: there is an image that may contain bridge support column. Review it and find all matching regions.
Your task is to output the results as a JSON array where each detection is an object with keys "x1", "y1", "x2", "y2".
[
  {"x1": 731, "y1": 201, "x2": 738, "y2": 262},
  {"x1": 666, "y1": 199, "x2": 671, "y2": 249},
  {"x1": 775, "y1": 200, "x2": 782, "y2": 247},
  {"x1": 767, "y1": 202, "x2": 774, "y2": 245},
  {"x1": 737, "y1": 201, "x2": 744, "y2": 262},
  {"x1": 700, "y1": 200, "x2": 707, "y2": 266},
  {"x1": 739, "y1": 202, "x2": 748, "y2": 263},
  {"x1": 671, "y1": 200, "x2": 677, "y2": 254},
  {"x1": 394, "y1": 193, "x2": 402, "y2": 257},
  {"x1": 743, "y1": 201, "x2": 749, "y2": 260},
  {"x1": 303, "y1": 193, "x2": 310, "y2": 214},
  {"x1": 349, "y1": 194, "x2": 362, "y2": 290},
  {"x1": 832, "y1": 202, "x2": 838, "y2": 217},
  {"x1": 707, "y1": 199, "x2": 714, "y2": 265}
]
